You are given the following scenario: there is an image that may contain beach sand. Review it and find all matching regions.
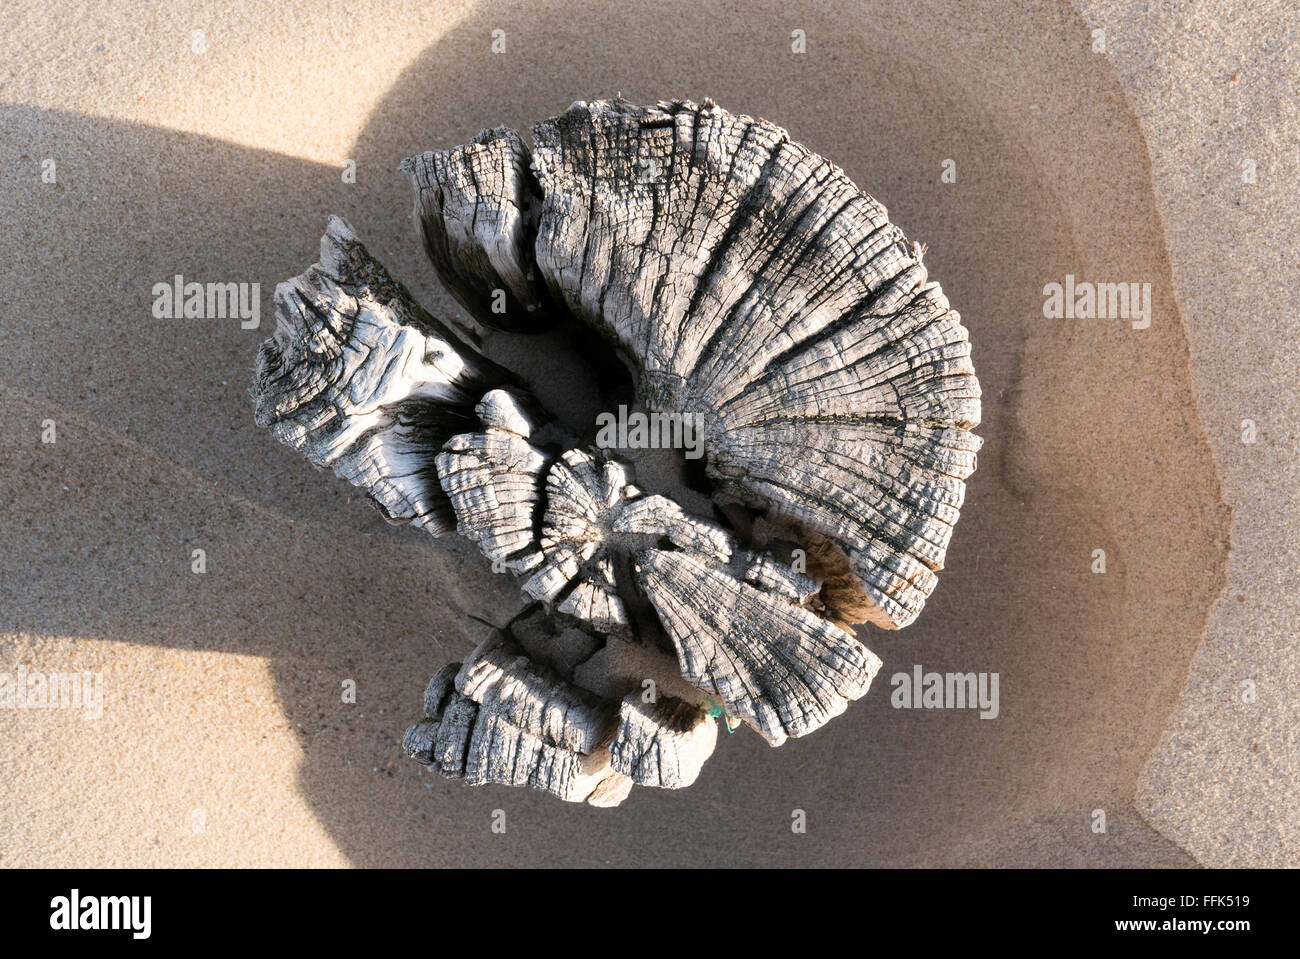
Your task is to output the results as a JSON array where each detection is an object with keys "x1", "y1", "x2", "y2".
[{"x1": 0, "y1": 0, "x2": 1293, "y2": 866}]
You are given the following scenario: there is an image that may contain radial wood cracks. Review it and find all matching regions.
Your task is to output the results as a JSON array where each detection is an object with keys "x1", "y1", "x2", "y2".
[{"x1": 251, "y1": 98, "x2": 981, "y2": 806}]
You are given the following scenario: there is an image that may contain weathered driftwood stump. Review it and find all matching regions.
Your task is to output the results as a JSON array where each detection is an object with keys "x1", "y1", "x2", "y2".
[{"x1": 252, "y1": 99, "x2": 981, "y2": 806}]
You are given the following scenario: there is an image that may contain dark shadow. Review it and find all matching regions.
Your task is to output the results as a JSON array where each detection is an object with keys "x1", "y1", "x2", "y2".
[{"x1": 0, "y1": 0, "x2": 1226, "y2": 865}]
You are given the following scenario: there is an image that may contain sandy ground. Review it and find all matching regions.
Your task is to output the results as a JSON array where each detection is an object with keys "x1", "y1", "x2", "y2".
[{"x1": 0, "y1": 0, "x2": 1293, "y2": 866}]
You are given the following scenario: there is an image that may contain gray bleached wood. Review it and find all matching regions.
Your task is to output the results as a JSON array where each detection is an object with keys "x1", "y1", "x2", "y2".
[
  {"x1": 515, "y1": 447, "x2": 733, "y2": 638},
  {"x1": 634, "y1": 547, "x2": 883, "y2": 746},
  {"x1": 455, "y1": 631, "x2": 610, "y2": 755},
  {"x1": 435, "y1": 426, "x2": 880, "y2": 745},
  {"x1": 609, "y1": 693, "x2": 717, "y2": 788},
  {"x1": 251, "y1": 215, "x2": 510, "y2": 535},
  {"x1": 259, "y1": 96, "x2": 982, "y2": 807},
  {"x1": 528, "y1": 99, "x2": 981, "y2": 629},
  {"x1": 402, "y1": 632, "x2": 630, "y2": 804},
  {"x1": 436, "y1": 428, "x2": 549, "y2": 574},
  {"x1": 401, "y1": 127, "x2": 546, "y2": 332}
]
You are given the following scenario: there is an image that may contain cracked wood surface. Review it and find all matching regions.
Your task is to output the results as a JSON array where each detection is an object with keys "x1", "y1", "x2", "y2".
[{"x1": 254, "y1": 98, "x2": 981, "y2": 806}]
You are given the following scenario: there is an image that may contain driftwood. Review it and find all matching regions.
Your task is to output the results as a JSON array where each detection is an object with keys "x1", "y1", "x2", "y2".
[
  {"x1": 609, "y1": 693, "x2": 718, "y2": 789},
  {"x1": 254, "y1": 98, "x2": 981, "y2": 806},
  {"x1": 253, "y1": 216, "x2": 510, "y2": 536},
  {"x1": 402, "y1": 633, "x2": 630, "y2": 804}
]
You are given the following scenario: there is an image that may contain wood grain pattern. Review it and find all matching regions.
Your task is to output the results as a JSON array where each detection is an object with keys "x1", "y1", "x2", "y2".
[{"x1": 256, "y1": 98, "x2": 981, "y2": 805}]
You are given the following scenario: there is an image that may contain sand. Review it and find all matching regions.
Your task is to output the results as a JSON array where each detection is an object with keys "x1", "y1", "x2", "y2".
[{"x1": 0, "y1": 0, "x2": 1292, "y2": 866}]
